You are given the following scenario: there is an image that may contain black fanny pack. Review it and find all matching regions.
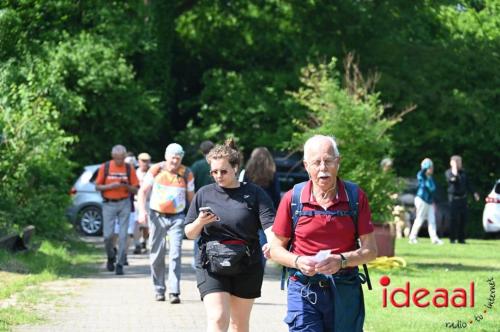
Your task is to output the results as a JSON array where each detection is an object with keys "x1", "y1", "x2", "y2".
[{"x1": 204, "y1": 240, "x2": 250, "y2": 276}]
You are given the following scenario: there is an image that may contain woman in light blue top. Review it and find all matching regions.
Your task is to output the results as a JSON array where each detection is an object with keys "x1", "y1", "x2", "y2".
[{"x1": 409, "y1": 158, "x2": 443, "y2": 245}]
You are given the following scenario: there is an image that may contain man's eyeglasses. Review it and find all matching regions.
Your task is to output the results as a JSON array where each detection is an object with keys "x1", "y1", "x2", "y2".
[
  {"x1": 307, "y1": 157, "x2": 338, "y2": 169},
  {"x1": 210, "y1": 169, "x2": 229, "y2": 176}
]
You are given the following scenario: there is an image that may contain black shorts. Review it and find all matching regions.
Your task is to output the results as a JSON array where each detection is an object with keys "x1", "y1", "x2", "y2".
[{"x1": 196, "y1": 264, "x2": 264, "y2": 300}]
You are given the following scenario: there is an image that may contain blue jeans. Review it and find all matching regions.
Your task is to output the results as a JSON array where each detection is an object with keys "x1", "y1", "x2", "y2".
[
  {"x1": 284, "y1": 270, "x2": 365, "y2": 332},
  {"x1": 285, "y1": 279, "x2": 334, "y2": 332},
  {"x1": 149, "y1": 211, "x2": 184, "y2": 295}
]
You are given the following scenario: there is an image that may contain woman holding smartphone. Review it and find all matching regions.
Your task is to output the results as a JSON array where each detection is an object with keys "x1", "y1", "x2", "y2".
[{"x1": 184, "y1": 138, "x2": 275, "y2": 332}]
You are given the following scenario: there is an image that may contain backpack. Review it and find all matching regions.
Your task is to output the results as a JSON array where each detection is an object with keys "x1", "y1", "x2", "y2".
[
  {"x1": 280, "y1": 180, "x2": 372, "y2": 290},
  {"x1": 104, "y1": 161, "x2": 131, "y2": 183}
]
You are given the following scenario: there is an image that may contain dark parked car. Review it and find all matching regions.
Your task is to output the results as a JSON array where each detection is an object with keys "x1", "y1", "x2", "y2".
[
  {"x1": 66, "y1": 164, "x2": 103, "y2": 236},
  {"x1": 273, "y1": 152, "x2": 309, "y2": 195}
]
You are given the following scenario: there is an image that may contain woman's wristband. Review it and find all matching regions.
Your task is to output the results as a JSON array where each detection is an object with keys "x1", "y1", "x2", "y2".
[{"x1": 294, "y1": 255, "x2": 302, "y2": 269}]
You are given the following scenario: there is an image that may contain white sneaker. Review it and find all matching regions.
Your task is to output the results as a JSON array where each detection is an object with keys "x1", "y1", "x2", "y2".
[
  {"x1": 409, "y1": 238, "x2": 418, "y2": 244},
  {"x1": 432, "y1": 239, "x2": 444, "y2": 245}
]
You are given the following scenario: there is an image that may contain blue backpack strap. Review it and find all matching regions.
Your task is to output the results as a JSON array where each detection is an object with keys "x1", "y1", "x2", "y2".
[
  {"x1": 343, "y1": 181, "x2": 359, "y2": 240},
  {"x1": 291, "y1": 181, "x2": 307, "y2": 231},
  {"x1": 343, "y1": 180, "x2": 372, "y2": 290},
  {"x1": 280, "y1": 181, "x2": 307, "y2": 290}
]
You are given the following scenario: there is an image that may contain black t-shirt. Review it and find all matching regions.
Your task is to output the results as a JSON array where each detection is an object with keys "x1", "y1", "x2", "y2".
[{"x1": 185, "y1": 182, "x2": 276, "y2": 247}]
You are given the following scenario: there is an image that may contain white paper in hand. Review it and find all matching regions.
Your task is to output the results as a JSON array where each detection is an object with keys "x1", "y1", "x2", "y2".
[{"x1": 313, "y1": 249, "x2": 331, "y2": 263}]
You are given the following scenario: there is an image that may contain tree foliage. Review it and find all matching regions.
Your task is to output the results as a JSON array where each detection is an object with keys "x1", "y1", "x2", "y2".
[
  {"x1": 0, "y1": 0, "x2": 498, "y2": 237},
  {"x1": 290, "y1": 57, "x2": 402, "y2": 221},
  {"x1": 0, "y1": 82, "x2": 74, "y2": 236},
  {"x1": 0, "y1": 0, "x2": 167, "y2": 236},
  {"x1": 174, "y1": 0, "x2": 498, "y2": 235}
]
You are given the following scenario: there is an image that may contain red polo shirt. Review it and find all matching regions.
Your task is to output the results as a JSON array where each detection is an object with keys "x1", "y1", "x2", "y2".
[{"x1": 272, "y1": 179, "x2": 374, "y2": 256}]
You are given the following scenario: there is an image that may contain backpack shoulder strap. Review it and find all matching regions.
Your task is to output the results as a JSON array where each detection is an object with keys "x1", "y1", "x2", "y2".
[
  {"x1": 104, "y1": 161, "x2": 110, "y2": 181},
  {"x1": 281, "y1": 181, "x2": 307, "y2": 290},
  {"x1": 343, "y1": 180, "x2": 372, "y2": 290},
  {"x1": 148, "y1": 162, "x2": 162, "y2": 179},
  {"x1": 125, "y1": 162, "x2": 131, "y2": 183},
  {"x1": 343, "y1": 180, "x2": 359, "y2": 240},
  {"x1": 291, "y1": 181, "x2": 307, "y2": 231},
  {"x1": 183, "y1": 166, "x2": 191, "y2": 188},
  {"x1": 176, "y1": 165, "x2": 191, "y2": 188}
]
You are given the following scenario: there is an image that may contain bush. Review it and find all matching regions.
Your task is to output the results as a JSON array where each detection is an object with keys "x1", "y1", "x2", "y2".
[
  {"x1": 290, "y1": 56, "x2": 403, "y2": 222},
  {"x1": 0, "y1": 82, "x2": 74, "y2": 236}
]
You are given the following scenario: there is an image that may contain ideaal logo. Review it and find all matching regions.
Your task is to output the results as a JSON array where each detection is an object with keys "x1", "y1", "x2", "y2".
[
  {"x1": 379, "y1": 276, "x2": 496, "y2": 329},
  {"x1": 379, "y1": 275, "x2": 474, "y2": 308}
]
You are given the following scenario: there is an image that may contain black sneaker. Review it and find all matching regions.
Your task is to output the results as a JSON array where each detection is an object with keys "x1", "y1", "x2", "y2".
[
  {"x1": 106, "y1": 258, "x2": 115, "y2": 272},
  {"x1": 115, "y1": 264, "x2": 124, "y2": 275},
  {"x1": 169, "y1": 293, "x2": 180, "y2": 304},
  {"x1": 155, "y1": 294, "x2": 166, "y2": 302},
  {"x1": 133, "y1": 245, "x2": 142, "y2": 254}
]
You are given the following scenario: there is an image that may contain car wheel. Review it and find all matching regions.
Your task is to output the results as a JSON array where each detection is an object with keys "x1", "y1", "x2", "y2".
[{"x1": 78, "y1": 206, "x2": 103, "y2": 236}]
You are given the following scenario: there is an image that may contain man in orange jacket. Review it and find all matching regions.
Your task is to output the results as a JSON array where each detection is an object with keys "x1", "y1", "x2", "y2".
[{"x1": 96, "y1": 145, "x2": 139, "y2": 275}]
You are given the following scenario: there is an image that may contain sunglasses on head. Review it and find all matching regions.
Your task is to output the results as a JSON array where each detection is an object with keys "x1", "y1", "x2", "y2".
[{"x1": 210, "y1": 169, "x2": 229, "y2": 176}]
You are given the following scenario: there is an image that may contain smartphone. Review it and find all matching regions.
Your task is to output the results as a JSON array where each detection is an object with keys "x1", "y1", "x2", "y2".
[{"x1": 199, "y1": 207, "x2": 220, "y2": 220}]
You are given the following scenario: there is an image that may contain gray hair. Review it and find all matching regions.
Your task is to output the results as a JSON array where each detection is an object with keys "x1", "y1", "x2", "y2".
[
  {"x1": 165, "y1": 143, "x2": 185, "y2": 158},
  {"x1": 380, "y1": 157, "x2": 393, "y2": 169},
  {"x1": 303, "y1": 135, "x2": 340, "y2": 159},
  {"x1": 111, "y1": 144, "x2": 127, "y2": 155}
]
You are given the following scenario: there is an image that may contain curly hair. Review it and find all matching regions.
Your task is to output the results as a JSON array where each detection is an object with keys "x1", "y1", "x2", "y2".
[
  {"x1": 245, "y1": 147, "x2": 276, "y2": 187},
  {"x1": 206, "y1": 138, "x2": 241, "y2": 167}
]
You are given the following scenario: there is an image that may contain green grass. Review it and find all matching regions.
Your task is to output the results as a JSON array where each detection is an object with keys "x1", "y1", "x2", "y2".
[
  {"x1": 364, "y1": 238, "x2": 500, "y2": 332},
  {"x1": 0, "y1": 236, "x2": 100, "y2": 331}
]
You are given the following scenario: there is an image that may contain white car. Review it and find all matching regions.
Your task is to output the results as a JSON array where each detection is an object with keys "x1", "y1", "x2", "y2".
[{"x1": 483, "y1": 179, "x2": 500, "y2": 233}]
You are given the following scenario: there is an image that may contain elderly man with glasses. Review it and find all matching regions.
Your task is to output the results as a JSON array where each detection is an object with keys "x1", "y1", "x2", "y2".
[
  {"x1": 270, "y1": 135, "x2": 377, "y2": 332},
  {"x1": 138, "y1": 143, "x2": 194, "y2": 304}
]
